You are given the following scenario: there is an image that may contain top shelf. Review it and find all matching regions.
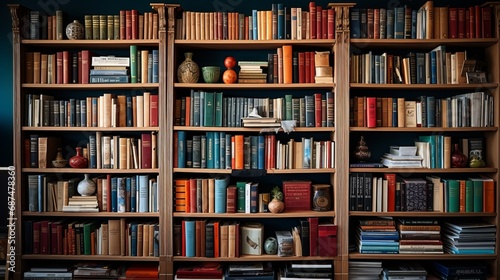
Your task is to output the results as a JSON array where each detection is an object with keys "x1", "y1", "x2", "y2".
[
  {"x1": 21, "y1": 39, "x2": 160, "y2": 48},
  {"x1": 174, "y1": 39, "x2": 336, "y2": 50},
  {"x1": 350, "y1": 38, "x2": 498, "y2": 49}
]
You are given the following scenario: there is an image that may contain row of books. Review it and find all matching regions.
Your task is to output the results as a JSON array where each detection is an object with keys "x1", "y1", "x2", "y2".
[
  {"x1": 25, "y1": 48, "x2": 159, "y2": 84},
  {"x1": 350, "y1": 2, "x2": 493, "y2": 39},
  {"x1": 174, "y1": 218, "x2": 337, "y2": 258},
  {"x1": 25, "y1": 92, "x2": 159, "y2": 128},
  {"x1": 175, "y1": 132, "x2": 334, "y2": 170},
  {"x1": 27, "y1": 9, "x2": 159, "y2": 40},
  {"x1": 350, "y1": 47, "x2": 479, "y2": 85},
  {"x1": 28, "y1": 174, "x2": 158, "y2": 213},
  {"x1": 176, "y1": 2, "x2": 334, "y2": 41},
  {"x1": 23, "y1": 219, "x2": 159, "y2": 257},
  {"x1": 349, "y1": 173, "x2": 495, "y2": 213},
  {"x1": 175, "y1": 91, "x2": 335, "y2": 128},
  {"x1": 83, "y1": 11, "x2": 159, "y2": 40},
  {"x1": 349, "y1": 260, "x2": 488, "y2": 280},
  {"x1": 351, "y1": 92, "x2": 494, "y2": 128}
]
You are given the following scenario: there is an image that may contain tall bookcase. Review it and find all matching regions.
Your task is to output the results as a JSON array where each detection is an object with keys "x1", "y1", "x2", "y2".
[
  {"x1": 8, "y1": 3, "x2": 170, "y2": 280},
  {"x1": 9, "y1": 1, "x2": 500, "y2": 280}
]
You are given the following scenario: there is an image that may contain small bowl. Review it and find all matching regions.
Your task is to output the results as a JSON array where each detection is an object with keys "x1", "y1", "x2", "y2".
[
  {"x1": 52, "y1": 159, "x2": 67, "y2": 168},
  {"x1": 202, "y1": 66, "x2": 221, "y2": 83}
]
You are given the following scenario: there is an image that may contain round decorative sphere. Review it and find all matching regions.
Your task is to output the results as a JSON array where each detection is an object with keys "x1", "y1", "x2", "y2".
[
  {"x1": 264, "y1": 237, "x2": 278, "y2": 254},
  {"x1": 66, "y1": 20, "x2": 84, "y2": 40},
  {"x1": 202, "y1": 66, "x2": 221, "y2": 83},
  {"x1": 224, "y1": 56, "x2": 237, "y2": 69},
  {"x1": 222, "y1": 69, "x2": 237, "y2": 84},
  {"x1": 77, "y1": 174, "x2": 96, "y2": 196},
  {"x1": 177, "y1": 52, "x2": 200, "y2": 83}
]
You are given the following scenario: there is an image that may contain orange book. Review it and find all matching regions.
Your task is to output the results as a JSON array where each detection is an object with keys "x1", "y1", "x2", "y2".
[
  {"x1": 459, "y1": 180, "x2": 466, "y2": 212},
  {"x1": 234, "y1": 135, "x2": 244, "y2": 169},
  {"x1": 213, "y1": 220, "x2": 220, "y2": 257},
  {"x1": 231, "y1": 136, "x2": 236, "y2": 168},
  {"x1": 282, "y1": 45, "x2": 293, "y2": 84},
  {"x1": 277, "y1": 47, "x2": 283, "y2": 83},
  {"x1": 185, "y1": 96, "x2": 191, "y2": 126},
  {"x1": 482, "y1": 177, "x2": 495, "y2": 213}
]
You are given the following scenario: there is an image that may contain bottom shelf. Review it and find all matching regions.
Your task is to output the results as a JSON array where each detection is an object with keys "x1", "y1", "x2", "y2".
[
  {"x1": 349, "y1": 252, "x2": 497, "y2": 260},
  {"x1": 174, "y1": 255, "x2": 339, "y2": 262},
  {"x1": 22, "y1": 254, "x2": 159, "y2": 261}
]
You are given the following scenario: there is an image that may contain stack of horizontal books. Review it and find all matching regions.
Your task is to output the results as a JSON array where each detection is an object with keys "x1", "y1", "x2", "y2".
[
  {"x1": 429, "y1": 261, "x2": 487, "y2": 279},
  {"x1": 380, "y1": 262, "x2": 427, "y2": 280},
  {"x1": 241, "y1": 117, "x2": 281, "y2": 128},
  {"x1": 280, "y1": 262, "x2": 333, "y2": 280},
  {"x1": 175, "y1": 263, "x2": 223, "y2": 280},
  {"x1": 62, "y1": 195, "x2": 98, "y2": 212},
  {"x1": 442, "y1": 222, "x2": 496, "y2": 254},
  {"x1": 348, "y1": 261, "x2": 382, "y2": 280},
  {"x1": 381, "y1": 146, "x2": 423, "y2": 168},
  {"x1": 238, "y1": 61, "x2": 268, "y2": 84},
  {"x1": 397, "y1": 218, "x2": 443, "y2": 254},
  {"x1": 225, "y1": 262, "x2": 275, "y2": 280},
  {"x1": 90, "y1": 56, "x2": 130, "y2": 83},
  {"x1": 356, "y1": 218, "x2": 399, "y2": 254}
]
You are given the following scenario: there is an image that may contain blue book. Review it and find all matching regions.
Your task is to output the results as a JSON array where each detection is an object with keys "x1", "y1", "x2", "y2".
[
  {"x1": 225, "y1": 133, "x2": 232, "y2": 169},
  {"x1": 37, "y1": 175, "x2": 44, "y2": 212},
  {"x1": 285, "y1": 6, "x2": 291, "y2": 39},
  {"x1": 360, "y1": 9, "x2": 367, "y2": 38},
  {"x1": 250, "y1": 136, "x2": 258, "y2": 169},
  {"x1": 147, "y1": 53, "x2": 153, "y2": 82},
  {"x1": 89, "y1": 75, "x2": 130, "y2": 83},
  {"x1": 214, "y1": 132, "x2": 220, "y2": 169},
  {"x1": 374, "y1": 55, "x2": 380, "y2": 84},
  {"x1": 152, "y1": 49, "x2": 159, "y2": 83},
  {"x1": 117, "y1": 177, "x2": 126, "y2": 212},
  {"x1": 214, "y1": 92, "x2": 223, "y2": 127},
  {"x1": 125, "y1": 177, "x2": 131, "y2": 211},
  {"x1": 88, "y1": 134, "x2": 96, "y2": 168},
  {"x1": 350, "y1": 8, "x2": 360, "y2": 38},
  {"x1": 303, "y1": 137, "x2": 312, "y2": 168},
  {"x1": 219, "y1": 132, "x2": 225, "y2": 169},
  {"x1": 126, "y1": 96, "x2": 133, "y2": 127},
  {"x1": 215, "y1": 176, "x2": 230, "y2": 213},
  {"x1": 89, "y1": 69, "x2": 128, "y2": 76},
  {"x1": 416, "y1": 52, "x2": 425, "y2": 84},
  {"x1": 138, "y1": 175, "x2": 149, "y2": 212},
  {"x1": 130, "y1": 176, "x2": 137, "y2": 212},
  {"x1": 80, "y1": 99, "x2": 86, "y2": 127},
  {"x1": 394, "y1": 7, "x2": 405, "y2": 39},
  {"x1": 411, "y1": 9, "x2": 417, "y2": 39},
  {"x1": 184, "y1": 220, "x2": 196, "y2": 257},
  {"x1": 111, "y1": 177, "x2": 118, "y2": 212},
  {"x1": 386, "y1": 9, "x2": 394, "y2": 39},
  {"x1": 257, "y1": 135, "x2": 265, "y2": 169},
  {"x1": 130, "y1": 222, "x2": 138, "y2": 256},
  {"x1": 436, "y1": 135, "x2": 443, "y2": 169},
  {"x1": 177, "y1": 131, "x2": 186, "y2": 168},
  {"x1": 199, "y1": 91, "x2": 205, "y2": 127},
  {"x1": 358, "y1": 240, "x2": 399, "y2": 246},
  {"x1": 206, "y1": 131, "x2": 214, "y2": 169},
  {"x1": 192, "y1": 90, "x2": 200, "y2": 126},
  {"x1": 252, "y1": 10, "x2": 258, "y2": 40},
  {"x1": 277, "y1": 4, "x2": 284, "y2": 39}
]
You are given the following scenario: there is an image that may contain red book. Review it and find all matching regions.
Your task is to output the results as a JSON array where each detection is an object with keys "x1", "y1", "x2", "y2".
[
  {"x1": 314, "y1": 93, "x2": 322, "y2": 127},
  {"x1": 126, "y1": 10, "x2": 132, "y2": 39},
  {"x1": 131, "y1": 10, "x2": 138, "y2": 39},
  {"x1": 56, "y1": 51, "x2": 63, "y2": 84},
  {"x1": 273, "y1": 53, "x2": 278, "y2": 83},
  {"x1": 318, "y1": 223, "x2": 337, "y2": 256},
  {"x1": 298, "y1": 52, "x2": 305, "y2": 83},
  {"x1": 305, "y1": 52, "x2": 311, "y2": 83},
  {"x1": 457, "y1": 8, "x2": 465, "y2": 38},
  {"x1": 234, "y1": 222, "x2": 240, "y2": 257},
  {"x1": 384, "y1": 173, "x2": 396, "y2": 211},
  {"x1": 448, "y1": 7, "x2": 458, "y2": 38},
  {"x1": 189, "y1": 178, "x2": 197, "y2": 213},
  {"x1": 366, "y1": 97, "x2": 376, "y2": 128},
  {"x1": 50, "y1": 222, "x2": 58, "y2": 254},
  {"x1": 181, "y1": 220, "x2": 186, "y2": 256},
  {"x1": 373, "y1": 9, "x2": 380, "y2": 39},
  {"x1": 81, "y1": 50, "x2": 91, "y2": 84},
  {"x1": 24, "y1": 138, "x2": 30, "y2": 167},
  {"x1": 468, "y1": 7, "x2": 475, "y2": 38},
  {"x1": 62, "y1": 51, "x2": 70, "y2": 84},
  {"x1": 213, "y1": 221, "x2": 220, "y2": 257},
  {"x1": 322, "y1": 9, "x2": 328, "y2": 39},
  {"x1": 226, "y1": 186, "x2": 236, "y2": 213},
  {"x1": 308, "y1": 217, "x2": 319, "y2": 256},
  {"x1": 316, "y1": 5, "x2": 322, "y2": 39},
  {"x1": 126, "y1": 263, "x2": 159, "y2": 278},
  {"x1": 119, "y1": 10, "x2": 126, "y2": 39},
  {"x1": 106, "y1": 174, "x2": 112, "y2": 212},
  {"x1": 367, "y1": 8, "x2": 374, "y2": 39},
  {"x1": 283, "y1": 180, "x2": 312, "y2": 210},
  {"x1": 482, "y1": 7, "x2": 492, "y2": 38},
  {"x1": 40, "y1": 220, "x2": 50, "y2": 254},
  {"x1": 309, "y1": 51, "x2": 315, "y2": 83},
  {"x1": 465, "y1": 9, "x2": 471, "y2": 38},
  {"x1": 309, "y1": 2, "x2": 316, "y2": 39},
  {"x1": 270, "y1": 134, "x2": 276, "y2": 169},
  {"x1": 56, "y1": 222, "x2": 64, "y2": 255},
  {"x1": 32, "y1": 221, "x2": 41, "y2": 254},
  {"x1": 77, "y1": 51, "x2": 82, "y2": 84},
  {"x1": 149, "y1": 94, "x2": 158, "y2": 127},
  {"x1": 475, "y1": 5, "x2": 481, "y2": 38},
  {"x1": 217, "y1": 12, "x2": 223, "y2": 40},
  {"x1": 327, "y1": 9, "x2": 335, "y2": 39},
  {"x1": 141, "y1": 133, "x2": 152, "y2": 168}
]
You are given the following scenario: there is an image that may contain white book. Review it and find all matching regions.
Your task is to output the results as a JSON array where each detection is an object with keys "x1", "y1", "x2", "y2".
[{"x1": 91, "y1": 56, "x2": 130, "y2": 66}]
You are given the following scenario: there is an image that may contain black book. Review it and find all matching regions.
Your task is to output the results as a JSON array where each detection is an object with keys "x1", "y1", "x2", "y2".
[
  {"x1": 299, "y1": 218, "x2": 310, "y2": 257},
  {"x1": 292, "y1": 51, "x2": 299, "y2": 83},
  {"x1": 267, "y1": 53, "x2": 274, "y2": 83}
]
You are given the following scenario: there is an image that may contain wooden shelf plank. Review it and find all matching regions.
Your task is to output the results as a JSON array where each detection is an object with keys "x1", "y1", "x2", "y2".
[
  {"x1": 174, "y1": 83, "x2": 335, "y2": 89},
  {"x1": 349, "y1": 168, "x2": 497, "y2": 173},
  {"x1": 350, "y1": 83, "x2": 498, "y2": 89},
  {"x1": 350, "y1": 127, "x2": 498, "y2": 132},
  {"x1": 22, "y1": 254, "x2": 159, "y2": 261},
  {"x1": 21, "y1": 39, "x2": 160, "y2": 47},
  {"x1": 22, "y1": 83, "x2": 159, "y2": 89},
  {"x1": 173, "y1": 168, "x2": 335, "y2": 174},
  {"x1": 350, "y1": 38, "x2": 498, "y2": 48},
  {"x1": 175, "y1": 126, "x2": 335, "y2": 132},
  {"x1": 174, "y1": 211, "x2": 335, "y2": 218},
  {"x1": 22, "y1": 126, "x2": 160, "y2": 132},
  {"x1": 22, "y1": 168, "x2": 159, "y2": 173},
  {"x1": 174, "y1": 255, "x2": 339, "y2": 261},
  {"x1": 23, "y1": 212, "x2": 160, "y2": 217},
  {"x1": 349, "y1": 252, "x2": 496, "y2": 260},
  {"x1": 350, "y1": 211, "x2": 496, "y2": 217},
  {"x1": 174, "y1": 39, "x2": 335, "y2": 49}
]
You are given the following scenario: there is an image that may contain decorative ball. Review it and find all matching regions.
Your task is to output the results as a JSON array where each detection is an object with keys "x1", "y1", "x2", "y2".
[
  {"x1": 264, "y1": 237, "x2": 278, "y2": 254},
  {"x1": 66, "y1": 20, "x2": 84, "y2": 40},
  {"x1": 222, "y1": 69, "x2": 237, "y2": 84},
  {"x1": 224, "y1": 56, "x2": 236, "y2": 69}
]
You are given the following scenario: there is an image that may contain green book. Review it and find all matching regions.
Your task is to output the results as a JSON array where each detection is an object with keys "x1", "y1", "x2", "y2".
[
  {"x1": 92, "y1": 15, "x2": 100, "y2": 40},
  {"x1": 83, "y1": 222, "x2": 95, "y2": 255},
  {"x1": 214, "y1": 92, "x2": 223, "y2": 127},
  {"x1": 84, "y1": 15, "x2": 93, "y2": 40},
  {"x1": 113, "y1": 15, "x2": 120, "y2": 40},
  {"x1": 443, "y1": 179, "x2": 459, "y2": 212},
  {"x1": 99, "y1": 15, "x2": 107, "y2": 40},
  {"x1": 285, "y1": 94, "x2": 293, "y2": 120},
  {"x1": 203, "y1": 91, "x2": 214, "y2": 127},
  {"x1": 130, "y1": 45, "x2": 137, "y2": 83},
  {"x1": 469, "y1": 178, "x2": 484, "y2": 212},
  {"x1": 236, "y1": 181, "x2": 247, "y2": 213},
  {"x1": 465, "y1": 179, "x2": 474, "y2": 212}
]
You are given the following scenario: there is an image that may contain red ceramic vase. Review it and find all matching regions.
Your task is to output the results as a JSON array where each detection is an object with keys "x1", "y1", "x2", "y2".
[
  {"x1": 451, "y1": 143, "x2": 467, "y2": 168},
  {"x1": 69, "y1": 147, "x2": 88, "y2": 168}
]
